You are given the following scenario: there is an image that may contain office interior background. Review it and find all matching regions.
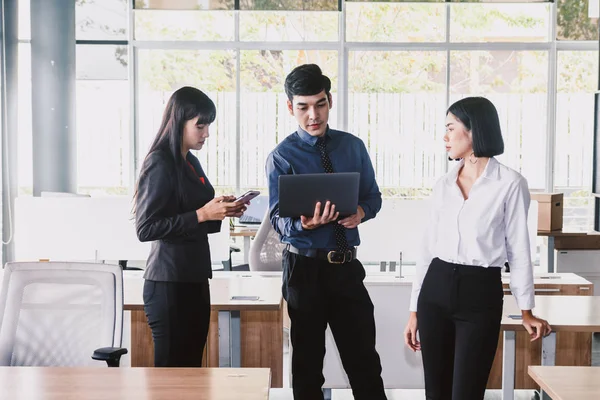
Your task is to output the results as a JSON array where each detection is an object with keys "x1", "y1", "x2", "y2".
[
  {"x1": 0, "y1": 0, "x2": 598, "y2": 267},
  {"x1": 0, "y1": 1, "x2": 599, "y2": 399}
]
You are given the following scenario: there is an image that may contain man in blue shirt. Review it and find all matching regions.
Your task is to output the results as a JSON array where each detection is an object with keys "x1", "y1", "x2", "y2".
[{"x1": 266, "y1": 64, "x2": 386, "y2": 400}]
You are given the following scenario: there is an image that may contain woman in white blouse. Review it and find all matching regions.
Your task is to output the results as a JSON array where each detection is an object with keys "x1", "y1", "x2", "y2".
[{"x1": 403, "y1": 97, "x2": 551, "y2": 400}]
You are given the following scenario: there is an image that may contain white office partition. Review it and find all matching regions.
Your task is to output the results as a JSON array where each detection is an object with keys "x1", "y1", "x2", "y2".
[
  {"x1": 358, "y1": 198, "x2": 538, "y2": 266},
  {"x1": 14, "y1": 197, "x2": 150, "y2": 262},
  {"x1": 322, "y1": 277, "x2": 425, "y2": 389},
  {"x1": 207, "y1": 221, "x2": 232, "y2": 264},
  {"x1": 15, "y1": 196, "x2": 232, "y2": 265},
  {"x1": 358, "y1": 199, "x2": 431, "y2": 265}
]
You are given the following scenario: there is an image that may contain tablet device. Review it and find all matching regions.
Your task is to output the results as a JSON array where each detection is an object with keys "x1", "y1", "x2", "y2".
[{"x1": 278, "y1": 172, "x2": 360, "y2": 218}]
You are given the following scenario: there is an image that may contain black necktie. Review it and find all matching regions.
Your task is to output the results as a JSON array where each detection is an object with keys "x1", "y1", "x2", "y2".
[{"x1": 316, "y1": 137, "x2": 349, "y2": 252}]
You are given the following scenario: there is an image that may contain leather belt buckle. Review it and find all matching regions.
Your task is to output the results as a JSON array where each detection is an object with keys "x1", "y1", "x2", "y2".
[{"x1": 326, "y1": 250, "x2": 353, "y2": 264}]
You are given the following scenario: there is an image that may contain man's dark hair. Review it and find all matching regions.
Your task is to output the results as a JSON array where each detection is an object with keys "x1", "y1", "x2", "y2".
[
  {"x1": 284, "y1": 64, "x2": 331, "y2": 101},
  {"x1": 447, "y1": 96, "x2": 504, "y2": 158}
]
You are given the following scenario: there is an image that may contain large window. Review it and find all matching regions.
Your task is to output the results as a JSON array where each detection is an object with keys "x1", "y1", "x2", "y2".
[
  {"x1": 14, "y1": 0, "x2": 600, "y2": 232},
  {"x1": 239, "y1": 50, "x2": 338, "y2": 193},
  {"x1": 75, "y1": 1, "x2": 130, "y2": 195},
  {"x1": 555, "y1": 51, "x2": 599, "y2": 232},
  {"x1": 348, "y1": 50, "x2": 447, "y2": 195},
  {"x1": 17, "y1": 43, "x2": 32, "y2": 196},
  {"x1": 76, "y1": 0, "x2": 128, "y2": 40},
  {"x1": 240, "y1": 12, "x2": 338, "y2": 42},
  {"x1": 134, "y1": 10, "x2": 235, "y2": 41},
  {"x1": 450, "y1": 50, "x2": 549, "y2": 190},
  {"x1": 137, "y1": 49, "x2": 237, "y2": 193},
  {"x1": 450, "y1": 3, "x2": 550, "y2": 42},
  {"x1": 557, "y1": 0, "x2": 599, "y2": 41},
  {"x1": 345, "y1": 2, "x2": 445, "y2": 42},
  {"x1": 76, "y1": 45, "x2": 130, "y2": 195},
  {"x1": 18, "y1": 0, "x2": 131, "y2": 196}
]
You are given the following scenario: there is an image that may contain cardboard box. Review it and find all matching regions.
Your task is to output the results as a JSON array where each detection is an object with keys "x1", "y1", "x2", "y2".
[{"x1": 530, "y1": 192, "x2": 563, "y2": 231}]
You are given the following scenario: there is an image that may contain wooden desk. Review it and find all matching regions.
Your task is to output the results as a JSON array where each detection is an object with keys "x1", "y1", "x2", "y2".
[
  {"x1": 124, "y1": 272, "x2": 284, "y2": 387},
  {"x1": 528, "y1": 366, "x2": 600, "y2": 400},
  {"x1": 0, "y1": 367, "x2": 271, "y2": 400},
  {"x1": 500, "y1": 295, "x2": 600, "y2": 400},
  {"x1": 231, "y1": 227, "x2": 259, "y2": 264}
]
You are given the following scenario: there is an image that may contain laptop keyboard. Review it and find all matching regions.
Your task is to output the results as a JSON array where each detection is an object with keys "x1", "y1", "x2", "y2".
[{"x1": 239, "y1": 215, "x2": 261, "y2": 224}]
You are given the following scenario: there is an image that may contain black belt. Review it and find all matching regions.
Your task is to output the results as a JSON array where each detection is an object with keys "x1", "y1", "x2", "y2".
[{"x1": 287, "y1": 244, "x2": 356, "y2": 264}]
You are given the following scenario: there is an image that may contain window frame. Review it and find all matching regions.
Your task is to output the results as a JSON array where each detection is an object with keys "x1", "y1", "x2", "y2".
[{"x1": 15, "y1": 0, "x2": 600, "y2": 231}]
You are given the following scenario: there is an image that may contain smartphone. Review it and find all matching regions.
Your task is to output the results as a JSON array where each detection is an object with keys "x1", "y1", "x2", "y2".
[{"x1": 235, "y1": 190, "x2": 260, "y2": 203}]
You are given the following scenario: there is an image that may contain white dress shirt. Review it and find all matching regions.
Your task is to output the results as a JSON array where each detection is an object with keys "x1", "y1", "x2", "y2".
[{"x1": 409, "y1": 157, "x2": 535, "y2": 312}]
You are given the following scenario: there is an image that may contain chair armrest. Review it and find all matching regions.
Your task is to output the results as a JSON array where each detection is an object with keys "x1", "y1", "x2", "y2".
[
  {"x1": 230, "y1": 245, "x2": 241, "y2": 253},
  {"x1": 92, "y1": 347, "x2": 128, "y2": 367}
]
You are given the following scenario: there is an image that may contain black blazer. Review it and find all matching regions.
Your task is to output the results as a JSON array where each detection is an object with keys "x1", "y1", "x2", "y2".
[{"x1": 135, "y1": 149, "x2": 221, "y2": 282}]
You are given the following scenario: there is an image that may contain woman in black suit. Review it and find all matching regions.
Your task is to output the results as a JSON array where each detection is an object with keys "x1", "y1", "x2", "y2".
[{"x1": 134, "y1": 86, "x2": 246, "y2": 367}]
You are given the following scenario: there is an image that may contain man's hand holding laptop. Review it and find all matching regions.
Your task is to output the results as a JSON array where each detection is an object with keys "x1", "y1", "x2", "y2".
[
  {"x1": 300, "y1": 201, "x2": 364, "y2": 230},
  {"x1": 338, "y1": 205, "x2": 365, "y2": 229}
]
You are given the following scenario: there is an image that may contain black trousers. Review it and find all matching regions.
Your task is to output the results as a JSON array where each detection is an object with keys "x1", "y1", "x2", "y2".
[
  {"x1": 143, "y1": 279, "x2": 211, "y2": 367},
  {"x1": 417, "y1": 258, "x2": 503, "y2": 400},
  {"x1": 283, "y1": 249, "x2": 387, "y2": 400}
]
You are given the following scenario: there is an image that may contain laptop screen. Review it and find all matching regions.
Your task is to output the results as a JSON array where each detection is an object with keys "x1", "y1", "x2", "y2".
[{"x1": 238, "y1": 195, "x2": 269, "y2": 224}]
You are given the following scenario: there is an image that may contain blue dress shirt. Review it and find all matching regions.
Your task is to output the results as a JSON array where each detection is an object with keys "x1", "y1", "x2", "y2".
[{"x1": 265, "y1": 126, "x2": 382, "y2": 250}]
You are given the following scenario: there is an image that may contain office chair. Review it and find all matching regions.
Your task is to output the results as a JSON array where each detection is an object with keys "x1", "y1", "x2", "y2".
[
  {"x1": 249, "y1": 211, "x2": 286, "y2": 272},
  {"x1": 0, "y1": 262, "x2": 127, "y2": 367}
]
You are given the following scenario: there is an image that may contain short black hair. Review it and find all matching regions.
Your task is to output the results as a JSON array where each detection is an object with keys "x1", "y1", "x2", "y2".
[
  {"x1": 447, "y1": 97, "x2": 504, "y2": 158},
  {"x1": 284, "y1": 64, "x2": 331, "y2": 101}
]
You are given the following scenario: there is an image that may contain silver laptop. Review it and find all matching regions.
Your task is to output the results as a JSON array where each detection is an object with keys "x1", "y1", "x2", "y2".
[{"x1": 237, "y1": 195, "x2": 269, "y2": 225}]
